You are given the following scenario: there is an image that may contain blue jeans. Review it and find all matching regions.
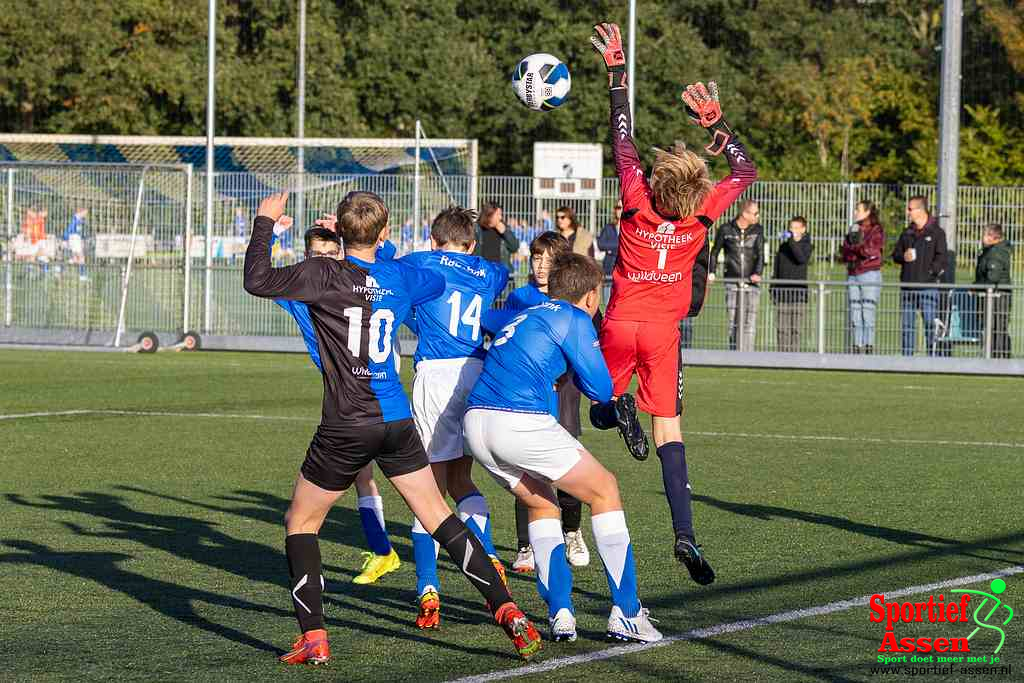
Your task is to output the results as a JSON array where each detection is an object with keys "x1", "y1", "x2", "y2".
[
  {"x1": 847, "y1": 270, "x2": 881, "y2": 349},
  {"x1": 900, "y1": 289, "x2": 939, "y2": 356}
]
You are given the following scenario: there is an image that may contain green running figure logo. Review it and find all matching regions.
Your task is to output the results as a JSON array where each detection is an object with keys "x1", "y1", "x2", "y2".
[{"x1": 950, "y1": 579, "x2": 1014, "y2": 654}]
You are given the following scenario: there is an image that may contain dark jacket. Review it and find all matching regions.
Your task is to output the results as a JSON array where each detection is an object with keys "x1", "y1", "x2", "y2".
[
  {"x1": 974, "y1": 241, "x2": 1013, "y2": 287},
  {"x1": 771, "y1": 233, "x2": 813, "y2": 303},
  {"x1": 710, "y1": 220, "x2": 765, "y2": 283},
  {"x1": 840, "y1": 221, "x2": 885, "y2": 275},
  {"x1": 892, "y1": 218, "x2": 947, "y2": 284},
  {"x1": 473, "y1": 224, "x2": 520, "y2": 271},
  {"x1": 597, "y1": 222, "x2": 619, "y2": 276}
]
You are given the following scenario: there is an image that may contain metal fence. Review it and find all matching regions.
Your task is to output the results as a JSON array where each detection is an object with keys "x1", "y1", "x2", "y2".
[{"x1": 2, "y1": 163, "x2": 1022, "y2": 363}]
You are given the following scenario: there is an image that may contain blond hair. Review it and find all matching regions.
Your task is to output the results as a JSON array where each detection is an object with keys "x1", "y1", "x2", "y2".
[
  {"x1": 650, "y1": 144, "x2": 713, "y2": 218},
  {"x1": 336, "y1": 191, "x2": 389, "y2": 247}
]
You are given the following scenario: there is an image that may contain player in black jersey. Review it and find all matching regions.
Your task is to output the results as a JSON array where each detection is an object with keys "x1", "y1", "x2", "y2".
[{"x1": 244, "y1": 191, "x2": 541, "y2": 663}]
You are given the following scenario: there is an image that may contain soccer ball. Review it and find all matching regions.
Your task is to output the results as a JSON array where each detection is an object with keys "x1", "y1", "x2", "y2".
[{"x1": 511, "y1": 53, "x2": 571, "y2": 111}]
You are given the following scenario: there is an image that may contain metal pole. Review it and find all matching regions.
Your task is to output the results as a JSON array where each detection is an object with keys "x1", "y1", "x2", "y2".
[
  {"x1": 738, "y1": 284, "x2": 746, "y2": 352},
  {"x1": 296, "y1": 0, "x2": 306, "y2": 231},
  {"x1": 414, "y1": 120, "x2": 422, "y2": 252},
  {"x1": 627, "y1": 0, "x2": 637, "y2": 135},
  {"x1": 5, "y1": 169, "x2": 12, "y2": 326},
  {"x1": 936, "y1": 0, "x2": 962, "y2": 259},
  {"x1": 204, "y1": 0, "x2": 216, "y2": 335},
  {"x1": 183, "y1": 164, "x2": 193, "y2": 333},
  {"x1": 983, "y1": 287, "x2": 994, "y2": 359},
  {"x1": 817, "y1": 281, "x2": 826, "y2": 354},
  {"x1": 114, "y1": 169, "x2": 148, "y2": 347},
  {"x1": 469, "y1": 139, "x2": 479, "y2": 210}
]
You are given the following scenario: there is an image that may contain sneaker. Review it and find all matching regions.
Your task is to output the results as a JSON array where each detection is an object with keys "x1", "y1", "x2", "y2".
[
  {"x1": 549, "y1": 607, "x2": 577, "y2": 642},
  {"x1": 606, "y1": 605, "x2": 663, "y2": 643},
  {"x1": 615, "y1": 393, "x2": 649, "y2": 461},
  {"x1": 495, "y1": 602, "x2": 543, "y2": 660},
  {"x1": 512, "y1": 545, "x2": 534, "y2": 573},
  {"x1": 415, "y1": 589, "x2": 441, "y2": 630},
  {"x1": 280, "y1": 628, "x2": 330, "y2": 665},
  {"x1": 674, "y1": 536, "x2": 715, "y2": 585},
  {"x1": 491, "y1": 555, "x2": 509, "y2": 589},
  {"x1": 353, "y1": 548, "x2": 400, "y2": 585},
  {"x1": 564, "y1": 530, "x2": 590, "y2": 567}
]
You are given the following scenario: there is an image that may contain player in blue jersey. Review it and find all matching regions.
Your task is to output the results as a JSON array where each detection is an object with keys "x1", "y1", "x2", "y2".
[
  {"x1": 397, "y1": 206, "x2": 511, "y2": 630},
  {"x1": 465, "y1": 253, "x2": 662, "y2": 645},
  {"x1": 270, "y1": 217, "x2": 401, "y2": 586},
  {"x1": 244, "y1": 191, "x2": 541, "y2": 664}
]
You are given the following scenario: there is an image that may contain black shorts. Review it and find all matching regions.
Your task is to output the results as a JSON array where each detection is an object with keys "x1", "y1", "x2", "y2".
[{"x1": 301, "y1": 418, "x2": 428, "y2": 492}]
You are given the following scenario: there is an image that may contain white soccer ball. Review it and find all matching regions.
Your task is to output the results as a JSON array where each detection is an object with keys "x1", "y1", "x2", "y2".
[{"x1": 511, "y1": 53, "x2": 571, "y2": 111}]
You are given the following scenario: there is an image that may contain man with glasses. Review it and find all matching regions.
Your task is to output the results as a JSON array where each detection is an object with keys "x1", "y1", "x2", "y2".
[
  {"x1": 597, "y1": 203, "x2": 623, "y2": 277},
  {"x1": 709, "y1": 200, "x2": 765, "y2": 352},
  {"x1": 892, "y1": 196, "x2": 947, "y2": 355}
]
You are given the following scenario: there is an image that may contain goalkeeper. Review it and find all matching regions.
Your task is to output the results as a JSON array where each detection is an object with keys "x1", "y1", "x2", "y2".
[{"x1": 590, "y1": 21, "x2": 757, "y2": 585}]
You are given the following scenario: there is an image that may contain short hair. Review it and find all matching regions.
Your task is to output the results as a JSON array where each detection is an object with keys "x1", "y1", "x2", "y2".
[
  {"x1": 336, "y1": 191, "x2": 389, "y2": 247},
  {"x1": 304, "y1": 227, "x2": 340, "y2": 253},
  {"x1": 741, "y1": 199, "x2": 759, "y2": 213},
  {"x1": 908, "y1": 195, "x2": 929, "y2": 213},
  {"x1": 650, "y1": 144, "x2": 713, "y2": 218},
  {"x1": 548, "y1": 253, "x2": 604, "y2": 303},
  {"x1": 555, "y1": 205, "x2": 580, "y2": 232},
  {"x1": 431, "y1": 206, "x2": 478, "y2": 249},
  {"x1": 984, "y1": 223, "x2": 1004, "y2": 240},
  {"x1": 790, "y1": 216, "x2": 807, "y2": 228},
  {"x1": 479, "y1": 200, "x2": 502, "y2": 226},
  {"x1": 529, "y1": 231, "x2": 570, "y2": 259}
]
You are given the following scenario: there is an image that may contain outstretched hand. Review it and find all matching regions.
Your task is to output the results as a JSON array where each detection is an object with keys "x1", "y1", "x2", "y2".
[
  {"x1": 257, "y1": 192, "x2": 289, "y2": 222},
  {"x1": 314, "y1": 213, "x2": 338, "y2": 233},
  {"x1": 591, "y1": 22, "x2": 627, "y2": 89},
  {"x1": 680, "y1": 81, "x2": 733, "y2": 155}
]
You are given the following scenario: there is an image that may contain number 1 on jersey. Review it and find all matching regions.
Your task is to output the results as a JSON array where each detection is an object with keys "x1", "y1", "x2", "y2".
[
  {"x1": 657, "y1": 248, "x2": 667, "y2": 270},
  {"x1": 446, "y1": 290, "x2": 482, "y2": 341}
]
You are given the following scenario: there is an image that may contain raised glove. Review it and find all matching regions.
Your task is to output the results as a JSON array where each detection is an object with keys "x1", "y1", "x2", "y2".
[
  {"x1": 681, "y1": 81, "x2": 734, "y2": 155},
  {"x1": 590, "y1": 22, "x2": 627, "y2": 89}
]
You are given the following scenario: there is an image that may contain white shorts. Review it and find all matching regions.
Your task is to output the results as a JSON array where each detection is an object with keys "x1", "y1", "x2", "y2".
[
  {"x1": 463, "y1": 408, "x2": 583, "y2": 490},
  {"x1": 412, "y1": 357, "x2": 483, "y2": 463}
]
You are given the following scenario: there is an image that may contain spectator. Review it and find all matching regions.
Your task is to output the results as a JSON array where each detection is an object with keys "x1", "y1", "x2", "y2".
[
  {"x1": 892, "y1": 196, "x2": 947, "y2": 356},
  {"x1": 30, "y1": 208, "x2": 49, "y2": 274},
  {"x1": 62, "y1": 208, "x2": 89, "y2": 280},
  {"x1": 233, "y1": 207, "x2": 247, "y2": 263},
  {"x1": 770, "y1": 216, "x2": 813, "y2": 352},
  {"x1": 597, "y1": 201, "x2": 622, "y2": 276},
  {"x1": 974, "y1": 223, "x2": 1013, "y2": 359},
  {"x1": 540, "y1": 208, "x2": 553, "y2": 232},
  {"x1": 555, "y1": 205, "x2": 594, "y2": 257},
  {"x1": 710, "y1": 199, "x2": 764, "y2": 351},
  {"x1": 473, "y1": 201, "x2": 519, "y2": 271},
  {"x1": 841, "y1": 199, "x2": 885, "y2": 354}
]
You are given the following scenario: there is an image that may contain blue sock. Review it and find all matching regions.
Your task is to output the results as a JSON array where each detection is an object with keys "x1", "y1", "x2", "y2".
[
  {"x1": 411, "y1": 517, "x2": 440, "y2": 595},
  {"x1": 592, "y1": 510, "x2": 641, "y2": 618},
  {"x1": 456, "y1": 493, "x2": 497, "y2": 557},
  {"x1": 528, "y1": 518, "x2": 574, "y2": 617},
  {"x1": 357, "y1": 496, "x2": 391, "y2": 556},
  {"x1": 657, "y1": 442, "x2": 694, "y2": 542}
]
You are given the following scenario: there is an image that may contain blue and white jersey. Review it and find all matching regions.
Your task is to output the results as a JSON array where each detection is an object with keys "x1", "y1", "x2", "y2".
[
  {"x1": 63, "y1": 214, "x2": 85, "y2": 240},
  {"x1": 467, "y1": 299, "x2": 613, "y2": 415},
  {"x1": 400, "y1": 251, "x2": 509, "y2": 364}
]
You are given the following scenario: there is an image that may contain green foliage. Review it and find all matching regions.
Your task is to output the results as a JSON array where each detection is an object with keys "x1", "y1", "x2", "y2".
[{"x1": 1, "y1": 0, "x2": 1021, "y2": 181}]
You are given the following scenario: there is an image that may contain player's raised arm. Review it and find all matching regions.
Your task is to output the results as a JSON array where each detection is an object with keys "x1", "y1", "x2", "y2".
[
  {"x1": 682, "y1": 81, "x2": 758, "y2": 221},
  {"x1": 244, "y1": 192, "x2": 330, "y2": 303}
]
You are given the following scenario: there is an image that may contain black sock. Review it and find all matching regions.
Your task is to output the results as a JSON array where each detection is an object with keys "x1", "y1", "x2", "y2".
[
  {"x1": 433, "y1": 514, "x2": 512, "y2": 615},
  {"x1": 285, "y1": 533, "x2": 325, "y2": 633},
  {"x1": 589, "y1": 400, "x2": 618, "y2": 430},
  {"x1": 515, "y1": 498, "x2": 530, "y2": 548},
  {"x1": 557, "y1": 489, "x2": 582, "y2": 533},
  {"x1": 657, "y1": 442, "x2": 695, "y2": 542}
]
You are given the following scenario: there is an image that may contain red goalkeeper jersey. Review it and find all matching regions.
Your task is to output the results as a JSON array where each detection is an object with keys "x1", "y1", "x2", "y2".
[{"x1": 604, "y1": 89, "x2": 757, "y2": 324}]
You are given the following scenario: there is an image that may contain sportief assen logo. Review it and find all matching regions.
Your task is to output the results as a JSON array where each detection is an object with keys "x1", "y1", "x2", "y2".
[{"x1": 871, "y1": 579, "x2": 1013, "y2": 668}]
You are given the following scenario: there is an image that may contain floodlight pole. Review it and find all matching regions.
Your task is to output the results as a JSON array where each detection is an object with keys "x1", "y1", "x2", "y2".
[
  {"x1": 627, "y1": 0, "x2": 637, "y2": 135},
  {"x1": 936, "y1": 0, "x2": 962, "y2": 269},
  {"x1": 296, "y1": 0, "x2": 307, "y2": 229},
  {"x1": 204, "y1": 0, "x2": 216, "y2": 335}
]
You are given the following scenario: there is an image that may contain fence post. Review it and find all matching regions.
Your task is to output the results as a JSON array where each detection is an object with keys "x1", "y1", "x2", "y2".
[
  {"x1": 817, "y1": 281, "x2": 826, "y2": 354},
  {"x1": 738, "y1": 283, "x2": 746, "y2": 352},
  {"x1": 114, "y1": 168, "x2": 148, "y2": 347},
  {"x1": 183, "y1": 164, "x2": 193, "y2": 334},
  {"x1": 5, "y1": 168, "x2": 12, "y2": 327},
  {"x1": 983, "y1": 287, "x2": 994, "y2": 359}
]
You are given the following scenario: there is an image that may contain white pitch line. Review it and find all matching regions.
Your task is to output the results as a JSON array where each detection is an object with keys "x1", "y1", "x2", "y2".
[
  {"x1": 686, "y1": 430, "x2": 1024, "y2": 450},
  {"x1": 451, "y1": 564, "x2": 1024, "y2": 683},
  {"x1": 0, "y1": 409, "x2": 311, "y2": 422}
]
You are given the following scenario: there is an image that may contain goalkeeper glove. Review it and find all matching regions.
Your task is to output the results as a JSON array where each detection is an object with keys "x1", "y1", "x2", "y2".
[
  {"x1": 590, "y1": 22, "x2": 627, "y2": 90},
  {"x1": 681, "y1": 81, "x2": 734, "y2": 156}
]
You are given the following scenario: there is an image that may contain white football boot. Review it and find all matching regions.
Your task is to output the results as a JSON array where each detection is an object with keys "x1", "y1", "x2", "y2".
[{"x1": 606, "y1": 605, "x2": 663, "y2": 643}]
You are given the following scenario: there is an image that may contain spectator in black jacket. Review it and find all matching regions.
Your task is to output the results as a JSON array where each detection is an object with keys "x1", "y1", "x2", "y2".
[
  {"x1": 892, "y1": 196, "x2": 947, "y2": 355},
  {"x1": 710, "y1": 200, "x2": 764, "y2": 351},
  {"x1": 770, "y1": 216, "x2": 813, "y2": 352},
  {"x1": 473, "y1": 201, "x2": 520, "y2": 272},
  {"x1": 596, "y1": 201, "x2": 622, "y2": 276},
  {"x1": 974, "y1": 223, "x2": 1013, "y2": 359}
]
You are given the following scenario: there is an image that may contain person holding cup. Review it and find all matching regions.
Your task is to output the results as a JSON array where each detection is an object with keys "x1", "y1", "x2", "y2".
[{"x1": 892, "y1": 196, "x2": 947, "y2": 356}]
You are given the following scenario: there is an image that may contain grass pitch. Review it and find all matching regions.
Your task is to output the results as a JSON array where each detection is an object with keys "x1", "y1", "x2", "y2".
[{"x1": 0, "y1": 350, "x2": 1021, "y2": 682}]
